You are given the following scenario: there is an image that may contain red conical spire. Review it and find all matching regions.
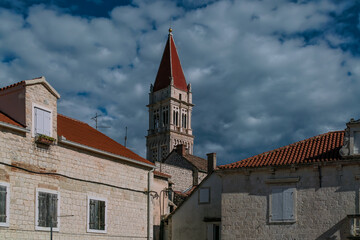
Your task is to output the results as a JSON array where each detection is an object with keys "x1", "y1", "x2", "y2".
[{"x1": 153, "y1": 28, "x2": 188, "y2": 92}]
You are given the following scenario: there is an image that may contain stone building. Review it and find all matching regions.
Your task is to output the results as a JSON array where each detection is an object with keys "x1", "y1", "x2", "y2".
[
  {"x1": 0, "y1": 77, "x2": 156, "y2": 239},
  {"x1": 146, "y1": 28, "x2": 194, "y2": 162},
  {"x1": 166, "y1": 119, "x2": 360, "y2": 240},
  {"x1": 146, "y1": 29, "x2": 214, "y2": 203}
]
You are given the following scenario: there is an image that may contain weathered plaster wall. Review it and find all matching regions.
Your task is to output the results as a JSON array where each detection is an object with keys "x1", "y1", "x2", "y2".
[
  {"x1": 170, "y1": 174, "x2": 222, "y2": 240},
  {"x1": 221, "y1": 165, "x2": 359, "y2": 240}
]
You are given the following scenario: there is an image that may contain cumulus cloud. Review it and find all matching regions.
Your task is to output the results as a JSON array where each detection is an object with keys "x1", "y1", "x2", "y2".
[{"x1": 0, "y1": 0, "x2": 359, "y2": 165}]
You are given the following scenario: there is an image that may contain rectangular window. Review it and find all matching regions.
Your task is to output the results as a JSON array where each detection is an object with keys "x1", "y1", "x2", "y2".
[
  {"x1": 206, "y1": 223, "x2": 220, "y2": 240},
  {"x1": 34, "y1": 107, "x2": 51, "y2": 136},
  {"x1": 199, "y1": 187, "x2": 210, "y2": 204},
  {"x1": 270, "y1": 187, "x2": 295, "y2": 223},
  {"x1": 0, "y1": 183, "x2": 9, "y2": 227},
  {"x1": 87, "y1": 197, "x2": 107, "y2": 233},
  {"x1": 36, "y1": 189, "x2": 59, "y2": 231},
  {"x1": 354, "y1": 132, "x2": 360, "y2": 154}
]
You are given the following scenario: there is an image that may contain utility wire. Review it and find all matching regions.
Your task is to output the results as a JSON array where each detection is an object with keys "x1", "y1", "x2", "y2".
[{"x1": 0, "y1": 161, "x2": 147, "y2": 194}]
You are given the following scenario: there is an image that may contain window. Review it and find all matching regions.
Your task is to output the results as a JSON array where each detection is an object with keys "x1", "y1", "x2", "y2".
[
  {"x1": 270, "y1": 187, "x2": 295, "y2": 223},
  {"x1": 354, "y1": 132, "x2": 360, "y2": 154},
  {"x1": 36, "y1": 189, "x2": 59, "y2": 231},
  {"x1": 152, "y1": 148, "x2": 158, "y2": 162},
  {"x1": 0, "y1": 183, "x2": 9, "y2": 227},
  {"x1": 34, "y1": 106, "x2": 52, "y2": 136},
  {"x1": 199, "y1": 187, "x2": 210, "y2": 204},
  {"x1": 206, "y1": 223, "x2": 220, "y2": 240},
  {"x1": 161, "y1": 146, "x2": 168, "y2": 160},
  {"x1": 87, "y1": 197, "x2": 107, "y2": 233}
]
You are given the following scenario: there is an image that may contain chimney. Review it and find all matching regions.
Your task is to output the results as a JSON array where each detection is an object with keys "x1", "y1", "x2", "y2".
[
  {"x1": 207, "y1": 153, "x2": 217, "y2": 174},
  {"x1": 193, "y1": 169, "x2": 199, "y2": 186},
  {"x1": 176, "y1": 144, "x2": 186, "y2": 156}
]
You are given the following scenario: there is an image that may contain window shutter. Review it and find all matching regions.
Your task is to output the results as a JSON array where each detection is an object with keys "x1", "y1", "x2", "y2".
[
  {"x1": 283, "y1": 188, "x2": 295, "y2": 220},
  {"x1": 35, "y1": 108, "x2": 44, "y2": 135},
  {"x1": 43, "y1": 110, "x2": 51, "y2": 136},
  {"x1": 271, "y1": 188, "x2": 283, "y2": 221},
  {"x1": 354, "y1": 132, "x2": 360, "y2": 154},
  {"x1": 89, "y1": 199, "x2": 97, "y2": 229},
  {"x1": 0, "y1": 186, "x2": 6, "y2": 223},
  {"x1": 38, "y1": 192, "x2": 47, "y2": 226},
  {"x1": 50, "y1": 194, "x2": 58, "y2": 227},
  {"x1": 99, "y1": 201, "x2": 106, "y2": 230}
]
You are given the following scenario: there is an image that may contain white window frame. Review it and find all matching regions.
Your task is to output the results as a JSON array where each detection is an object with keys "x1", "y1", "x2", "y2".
[
  {"x1": 199, "y1": 187, "x2": 210, "y2": 204},
  {"x1": 87, "y1": 196, "x2": 107, "y2": 234},
  {"x1": 32, "y1": 103, "x2": 53, "y2": 137},
  {"x1": 269, "y1": 187, "x2": 296, "y2": 223},
  {"x1": 35, "y1": 188, "x2": 60, "y2": 231},
  {"x1": 0, "y1": 182, "x2": 10, "y2": 227}
]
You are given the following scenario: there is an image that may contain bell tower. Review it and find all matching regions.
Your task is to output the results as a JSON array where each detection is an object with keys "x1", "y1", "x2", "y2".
[{"x1": 146, "y1": 28, "x2": 194, "y2": 162}]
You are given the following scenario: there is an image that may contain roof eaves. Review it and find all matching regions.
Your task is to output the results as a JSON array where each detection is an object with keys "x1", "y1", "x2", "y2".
[
  {"x1": 25, "y1": 76, "x2": 60, "y2": 99},
  {"x1": 58, "y1": 136, "x2": 155, "y2": 169},
  {"x1": 0, "y1": 121, "x2": 29, "y2": 133}
]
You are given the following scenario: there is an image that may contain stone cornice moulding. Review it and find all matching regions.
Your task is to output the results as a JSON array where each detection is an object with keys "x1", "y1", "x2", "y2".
[
  {"x1": 58, "y1": 136, "x2": 155, "y2": 169},
  {"x1": 25, "y1": 76, "x2": 61, "y2": 99}
]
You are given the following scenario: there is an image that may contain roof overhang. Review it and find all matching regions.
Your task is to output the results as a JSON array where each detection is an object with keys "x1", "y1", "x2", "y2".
[
  {"x1": 58, "y1": 136, "x2": 155, "y2": 169},
  {"x1": 25, "y1": 76, "x2": 61, "y2": 99}
]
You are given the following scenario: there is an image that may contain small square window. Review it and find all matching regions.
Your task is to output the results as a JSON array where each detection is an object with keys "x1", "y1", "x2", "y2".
[
  {"x1": 199, "y1": 187, "x2": 210, "y2": 204},
  {"x1": 270, "y1": 187, "x2": 295, "y2": 223},
  {"x1": 36, "y1": 189, "x2": 59, "y2": 231},
  {"x1": 87, "y1": 196, "x2": 107, "y2": 233},
  {"x1": 0, "y1": 182, "x2": 10, "y2": 227}
]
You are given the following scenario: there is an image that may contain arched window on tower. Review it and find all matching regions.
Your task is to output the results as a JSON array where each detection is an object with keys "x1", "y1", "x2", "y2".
[
  {"x1": 182, "y1": 113, "x2": 187, "y2": 128},
  {"x1": 153, "y1": 109, "x2": 159, "y2": 129}
]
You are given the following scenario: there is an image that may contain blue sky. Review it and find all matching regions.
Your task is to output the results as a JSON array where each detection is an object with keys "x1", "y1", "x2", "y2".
[{"x1": 0, "y1": 0, "x2": 360, "y2": 165}]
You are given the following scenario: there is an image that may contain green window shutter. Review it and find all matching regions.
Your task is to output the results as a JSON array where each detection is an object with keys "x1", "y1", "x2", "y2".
[
  {"x1": 99, "y1": 201, "x2": 106, "y2": 230},
  {"x1": 0, "y1": 186, "x2": 7, "y2": 223},
  {"x1": 38, "y1": 192, "x2": 48, "y2": 226}
]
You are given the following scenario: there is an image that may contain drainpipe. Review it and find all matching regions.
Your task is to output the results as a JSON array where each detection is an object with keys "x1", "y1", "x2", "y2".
[{"x1": 148, "y1": 169, "x2": 154, "y2": 240}]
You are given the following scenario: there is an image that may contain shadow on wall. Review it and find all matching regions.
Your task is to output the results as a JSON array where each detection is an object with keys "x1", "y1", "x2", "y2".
[{"x1": 315, "y1": 217, "x2": 348, "y2": 240}]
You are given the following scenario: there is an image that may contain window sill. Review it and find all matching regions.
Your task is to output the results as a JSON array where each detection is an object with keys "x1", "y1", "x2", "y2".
[
  {"x1": 87, "y1": 228, "x2": 107, "y2": 234},
  {"x1": 0, "y1": 223, "x2": 9, "y2": 228},
  {"x1": 268, "y1": 220, "x2": 296, "y2": 225},
  {"x1": 35, "y1": 226, "x2": 59, "y2": 231}
]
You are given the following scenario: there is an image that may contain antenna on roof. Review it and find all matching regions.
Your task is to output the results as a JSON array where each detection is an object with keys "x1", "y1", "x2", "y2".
[
  {"x1": 91, "y1": 112, "x2": 110, "y2": 130},
  {"x1": 124, "y1": 126, "x2": 128, "y2": 147}
]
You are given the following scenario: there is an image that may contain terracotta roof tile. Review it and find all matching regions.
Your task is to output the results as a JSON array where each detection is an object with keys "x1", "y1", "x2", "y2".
[
  {"x1": 0, "y1": 111, "x2": 24, "y2": 128},
  {"x1": 0, "y1": 81, "x2": 25, "y2": 92},
  {"x1": 153, "y1": 33, "x2": 188, "y2": 92},
  {"x1": 154, "y1": 171, "x2": 171, "y2": 179},
  {"x1": 183, "y1": 154, "x2": 207, "y2": 172},
  {"x1": 57, "y1": 114, "x2": 153, "y2": 166},
  {"x1": 219, "y1": 131, "x2": 344, "y2": 170}
]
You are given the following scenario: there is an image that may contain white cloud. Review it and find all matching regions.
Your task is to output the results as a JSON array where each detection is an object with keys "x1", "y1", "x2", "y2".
[{"x1": 0, "y1": 0, "x2": 358, "y2": 165}]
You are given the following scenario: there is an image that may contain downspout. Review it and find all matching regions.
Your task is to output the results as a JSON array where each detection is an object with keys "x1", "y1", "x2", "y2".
[{"x1": 148, "y1": 169, "x2": 154, "y2": 240}]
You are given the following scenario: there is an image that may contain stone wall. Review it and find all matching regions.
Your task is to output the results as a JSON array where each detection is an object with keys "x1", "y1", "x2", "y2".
[
  {"x1": 221, "y1": 164, "x2": 359, "y2": 240},
  {"x1": 0, "y1": 81, "x2": 153, "y2": 239},
  {"x1": 155, "y1": 162, "x2": 193, "y2": 192}
]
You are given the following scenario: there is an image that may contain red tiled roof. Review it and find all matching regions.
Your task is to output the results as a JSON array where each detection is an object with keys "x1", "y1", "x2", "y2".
[
  {"x1": 219, "y1": 131, "x2": 344, "y2": 170},
  {"x1": 0, "y1": 112, "x2": 24, "y2": 127},
  {"x1": 57, "y1": 114, "x2": 153, "y2": 166},
  {"x1": 154, "y1": 171, "x2": 171, "y2": 179},
  {"x1": 153, "y1": 32, "x2": 188, "y2": 92},
  {"x1": 0, "y1": 81, "x2": 25, "y2": 92}
]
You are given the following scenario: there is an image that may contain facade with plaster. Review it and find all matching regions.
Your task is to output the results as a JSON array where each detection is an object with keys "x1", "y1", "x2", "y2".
[
  {"x1": 0, "y1": 78, "x2": 155, "y2": 239},
  {"x1": 166, "y1": 120, "x2": 360, "y2": 240}
]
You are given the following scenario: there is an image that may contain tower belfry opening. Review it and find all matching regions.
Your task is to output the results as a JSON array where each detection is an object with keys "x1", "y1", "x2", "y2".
[{"x1": 146, "y1": 29, "x2": 194, "y2": 162}]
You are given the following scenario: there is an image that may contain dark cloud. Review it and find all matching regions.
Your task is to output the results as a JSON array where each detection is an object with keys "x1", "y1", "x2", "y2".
[{"x1": 0, "y1": 0, "x2": 359, "y2": 164}]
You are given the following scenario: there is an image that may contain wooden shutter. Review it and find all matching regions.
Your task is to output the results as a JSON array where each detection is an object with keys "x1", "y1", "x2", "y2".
[
  {"x1": 38, "y1": 192, "x2": 48, "y2": 227},
  {"x1": 283, "y1": 188, "x2": 295, "y2": 220},
  {"x1": 89, "y1": 199, "x2": 97, "y2": 229},
  {"x1": 271, "y1": 188, "x2": 283, "y2": 221},
  {"x1": 0, "y1": 186, "x2": 6, "y2": 223},
  {"x1": 43, "y1": 110, "x2": 51, "y2": 136},
  {"x1": 50, "y1": 194, "x2": 58, "y2": 228},
  {"x1": 99, "y1": 201, "x2": 106, "y2": 230},
  {"x1": 35, "y1": 108, "x2": 44, "y2": 135}
]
